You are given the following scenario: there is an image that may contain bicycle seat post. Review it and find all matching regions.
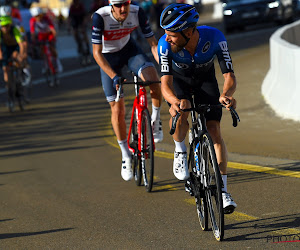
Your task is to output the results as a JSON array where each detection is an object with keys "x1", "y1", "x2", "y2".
[{"x1": 133, "y1": 73, "x2": 139, "y2": 96}]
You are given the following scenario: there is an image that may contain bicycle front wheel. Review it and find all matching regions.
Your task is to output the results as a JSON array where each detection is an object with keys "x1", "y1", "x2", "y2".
[
  {"x1": 189, "y1": 131, "x2": 208, "y2": 231},
  {"x1": 140, "y1": 109, "x2": 154, "y2": 192},
  {"x1": 130, "y1": 108, "x2": 142, "y2": 186},
  {"x1": 202, "y1": 133, "x2": 224, "y2": 241}
]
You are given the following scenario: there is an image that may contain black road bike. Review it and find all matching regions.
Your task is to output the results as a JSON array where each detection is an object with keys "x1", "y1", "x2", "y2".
[
  {"x1": 170, "y1": 97, "x2": 240, "y2": 241},
  {"x1": 7, "y1": 58, "x2": 32, "y2": 112}
]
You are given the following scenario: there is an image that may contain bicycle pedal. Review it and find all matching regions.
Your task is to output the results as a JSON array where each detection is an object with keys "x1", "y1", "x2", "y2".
[
  {"x1": 185, "y1": 179, "x2": 194, "y2": 196},
  {"x1": 223, "y1": 206, "x2": 235, "y2": 214}
]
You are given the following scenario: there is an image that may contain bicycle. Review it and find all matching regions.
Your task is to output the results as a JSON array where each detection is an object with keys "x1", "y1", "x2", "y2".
[
  {"x1": 73, "y1": 25, "x2": 92, "y2": 66},
  {"x1": 170, "y1": 96, "x2": 240, "y2": 241},
  {"x1": 6, "y1": 58, "x2": 31, "y2": 112},
  {"x1": 115, "y1": 74, "x2": 160, "y2": 192}
]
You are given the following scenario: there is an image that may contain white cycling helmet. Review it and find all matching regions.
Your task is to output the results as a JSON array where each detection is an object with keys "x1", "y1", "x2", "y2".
[
  {"x1": 109, "y1": 0, "x2": 130, "y2": 5},
  {"x1": 0, "y1": 5, "x2": 12, "y2": 16},
  {"x1": 30, "y1": 7, "x2": 43, "y2": 17}
]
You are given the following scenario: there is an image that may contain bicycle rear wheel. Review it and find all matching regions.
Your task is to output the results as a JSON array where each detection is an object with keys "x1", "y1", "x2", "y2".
[
  {"x1": 202, "y1": 133, "x2": 224, "y2": 241},
  {"x1": 189, "y1": 135, "x2": 208, "y2": 231},
  {"x1": 16, "y1": 81, "x2": 25, "y2": 111},
  {"x1": 7, "y1": 68, "x2": 16, "y2": 112},
  {"x1": 140, "y1": 109, "x2": 154, "y2": 192},
  {"x1": 130, "y1": 109, "x2": 142, "y2": 186}
]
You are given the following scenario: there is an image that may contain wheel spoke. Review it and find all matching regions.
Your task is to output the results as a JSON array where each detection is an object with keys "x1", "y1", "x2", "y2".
[{"x1": 141, "y1": 109, "x2": 154, "y2": 192}]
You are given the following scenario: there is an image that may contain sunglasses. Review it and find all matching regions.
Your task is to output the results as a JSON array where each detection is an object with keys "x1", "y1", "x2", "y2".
[{"x1": 113, "y1": 1, "x2": 130, "y2": 8}]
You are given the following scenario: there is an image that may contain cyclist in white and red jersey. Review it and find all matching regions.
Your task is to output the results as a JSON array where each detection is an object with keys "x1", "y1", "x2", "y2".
[
  {"x1": 30, "y1": 7, "x2": 63, "y2": 72},
  {"x1": 92, "y1": 0, "x2": 163, "y2": 181}
]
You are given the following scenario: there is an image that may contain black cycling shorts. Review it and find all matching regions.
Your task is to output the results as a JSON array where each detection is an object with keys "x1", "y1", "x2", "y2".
[{"x1": 173, "y1": 76, "x2": 222, "y2": 122}]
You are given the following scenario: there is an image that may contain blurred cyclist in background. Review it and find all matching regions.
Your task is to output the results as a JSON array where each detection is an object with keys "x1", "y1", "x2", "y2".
[
  {"x1": 0, "y1": 14, "x2": 26, "y2": 110},
  {"x1": 69, "y1": 0, "x2": 92, "y2": 65},
  {"x1": 30, "y1": 6, "x2": 63, "y2": 73},
  {"x1": 90, "y1": 0, "x2": 108, "y2": 14},
  {"x1": 0, "y1": 5, "x2": 31, "y2": 86}
]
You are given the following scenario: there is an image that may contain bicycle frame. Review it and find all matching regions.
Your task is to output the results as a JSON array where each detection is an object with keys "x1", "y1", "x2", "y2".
[
  {"x1": 7, "y1": 58, "x2": 25, "y2": 111},
  {"x1": 127, "y1": 82, "x2": 155, "y2": 158}
]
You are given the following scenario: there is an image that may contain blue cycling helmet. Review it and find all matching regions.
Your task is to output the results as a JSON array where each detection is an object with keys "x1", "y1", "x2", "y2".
[{"x1": 160, "y1": 4, "x2": 199, "y2": 32}]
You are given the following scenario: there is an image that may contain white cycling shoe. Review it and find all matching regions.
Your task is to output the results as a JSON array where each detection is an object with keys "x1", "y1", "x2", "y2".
[
  {"x1": 121, "y1": 158, "x2": 133, "y2": 181},
  {"x1": 222, "y1": 192, "x2": 237, "y2": 214},
  {"x1": 173, "y1": 151, "x2": 189, "y2": 181},
  {"x1": 152, "y1": 120, "x2": 163, "y2": 143}
]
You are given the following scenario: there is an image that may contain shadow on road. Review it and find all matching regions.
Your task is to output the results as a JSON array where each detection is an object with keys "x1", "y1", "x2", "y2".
[
  {"x1": 0, "y1": 227, "x2": 74, "y2": 240},
  {"x1": 225, "y1": 213, "x2": 300, "y2": 242},
  {"x1": 0, "y1": 73, "x2": 114, "y2": 159}
]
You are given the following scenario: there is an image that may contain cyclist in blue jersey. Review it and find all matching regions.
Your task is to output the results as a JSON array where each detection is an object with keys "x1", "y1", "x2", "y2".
[
  {"x1": 92, "y1": 0, "x2": 163, "y2": 182},
  {"x1": 158, "y1": 3, "x2": 237, "y2": 214}
]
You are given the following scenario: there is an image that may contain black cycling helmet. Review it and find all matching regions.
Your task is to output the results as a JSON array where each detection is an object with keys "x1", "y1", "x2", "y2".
[{"x1": 160, "y1": 3, "x2": 199, "y2": 32}]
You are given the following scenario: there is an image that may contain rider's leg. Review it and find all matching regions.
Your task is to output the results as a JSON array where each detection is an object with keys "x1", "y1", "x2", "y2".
[
  {"x1": 73, "y1": 28, "x2": 83, "y2": 54},
  {"x1": 2, "y1": 66, "x2": 9, "y2": 83},
  {"x1": 140, "y1": 66, "x2": 163, "y2": 142},
  {"x1": 206, "y1": 120, "x2": 228, "y2": 175},
  {"x1": 109, "y1": 98, "x2": 132, "y2": 181},
  {"x1": 109, "y1": 98, "x2": 127, "y2": 141},
  {"x1": 80, "y1": 26, "x2": 91, "y2": 55},
  {"x1": 50, "y1": 43, "x2": 63, "y2": 73},
  {"x1": 206, "y1": 120, "x2": 236, "y2": 212},
  {"x1": 171, "y1": 99, "x2": 191, "y2": 181},
  {"x1": 139, "y1": 66, "x2": 162, "y2": 109},
  {"x1": 100, "y1": 65, "x2": 131, "y2": 160},
  {"x1": 171, "y1": 99, "x2": 191, "y2": 143}
]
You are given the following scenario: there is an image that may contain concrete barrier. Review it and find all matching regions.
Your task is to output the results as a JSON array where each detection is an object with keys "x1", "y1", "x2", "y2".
[{"x1": 261, "y1": 20, "x2": 300, "y2": 122}]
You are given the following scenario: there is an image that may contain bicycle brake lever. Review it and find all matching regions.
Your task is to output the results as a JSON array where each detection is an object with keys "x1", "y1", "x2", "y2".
[
  {"x1": 229, "y1": 107, "x2": 240, "y2": 127},
  {"x1": 170, "y1": 112, "x2": 181, "y2": 135},
  {"x1": 115, "y1": 84, "x2": 122, "y2": 102}
]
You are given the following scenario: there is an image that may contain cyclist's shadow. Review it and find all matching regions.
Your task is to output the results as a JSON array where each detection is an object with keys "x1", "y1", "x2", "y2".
[
  {"x1": 151, "y1": 178, "x2": 185, "y2": 193},
  {"x1": 223, "y1": 213, "x2": 300, "y2": 242}
]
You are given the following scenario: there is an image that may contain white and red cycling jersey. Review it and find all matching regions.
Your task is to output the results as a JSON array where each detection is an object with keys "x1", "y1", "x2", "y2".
[
  {"x1": 91, "y1": 4, "x2": 154, "y2": 53},
  {"x1": 30, "y1": 15, "x2": 55, "y2": 42}
]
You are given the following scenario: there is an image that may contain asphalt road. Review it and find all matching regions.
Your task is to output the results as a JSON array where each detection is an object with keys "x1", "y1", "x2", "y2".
[{"x1": 0, "y1": 22, "x2": 299, "y2": 248}]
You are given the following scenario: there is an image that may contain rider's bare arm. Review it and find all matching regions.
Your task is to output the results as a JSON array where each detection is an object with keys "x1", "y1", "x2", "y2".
[
  {"x1": 146, "y1": 36, "x2": 159, "y2": 64},
  {"x1": 161, "y1": 74, "x2": 181, "y2": 115},
  {"x1": 49, "y1": 26, "x2": 56, "y2": 37},
  {"x1": 17, "y1": 40, "x2": 26, "y2": 62},
  {"x1": 220, "y1": 72, "x2": 237, "y2": 109},
  {"x1": 92, "y1": 43, "x2": 117, "y2": 79}
]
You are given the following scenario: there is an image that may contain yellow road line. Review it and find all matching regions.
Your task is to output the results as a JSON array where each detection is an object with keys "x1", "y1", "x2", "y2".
[
  {"x1": 153, "y1": 185, "x2": 178, "y2": 191},
  {"x1": 228, "y1": 162, "x2": 300, "y2": 178},
  {"x1": 105, "y1": 136, "x2": 300, "y2": 179},
  {"x1": 272, "y1": 228, "x2": 300, "y2": 235}
]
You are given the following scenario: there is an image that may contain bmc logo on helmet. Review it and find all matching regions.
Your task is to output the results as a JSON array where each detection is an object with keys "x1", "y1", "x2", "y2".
[{"x1": 168, "y1": 21, "x2": 187, "y2": 32}]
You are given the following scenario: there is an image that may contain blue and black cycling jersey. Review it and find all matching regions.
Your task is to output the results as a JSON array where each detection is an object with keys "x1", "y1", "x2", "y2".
[{"x1": 158, "y1": 26, "x2": 234, "y2": 85}]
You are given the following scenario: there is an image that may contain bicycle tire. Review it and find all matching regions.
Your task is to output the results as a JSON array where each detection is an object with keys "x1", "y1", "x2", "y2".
[
  {"x1": 140, "y1": 109, "x2": 154, "y2": 192},
  {"x1": 202, "y1": 133, "x2": 224, "y2": 241},
  {"x1": 15, "y1": 68, "x2": 26, "y2": 111},
  {"x1": 7, "y1": 68, "x2": 16, "y2": 112},
  {"x1": 22, "y1": 67, "x2": 33, "y2": 103},
  {"x1": 16, "y1": 81, "x2": 25, "y2": 111},
  {"x1": 191, "y1": 137, "x2": 208, "y2": 231},
  {"x1": 131, "y1": 109, "x2": 142, "y2": 186}
]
